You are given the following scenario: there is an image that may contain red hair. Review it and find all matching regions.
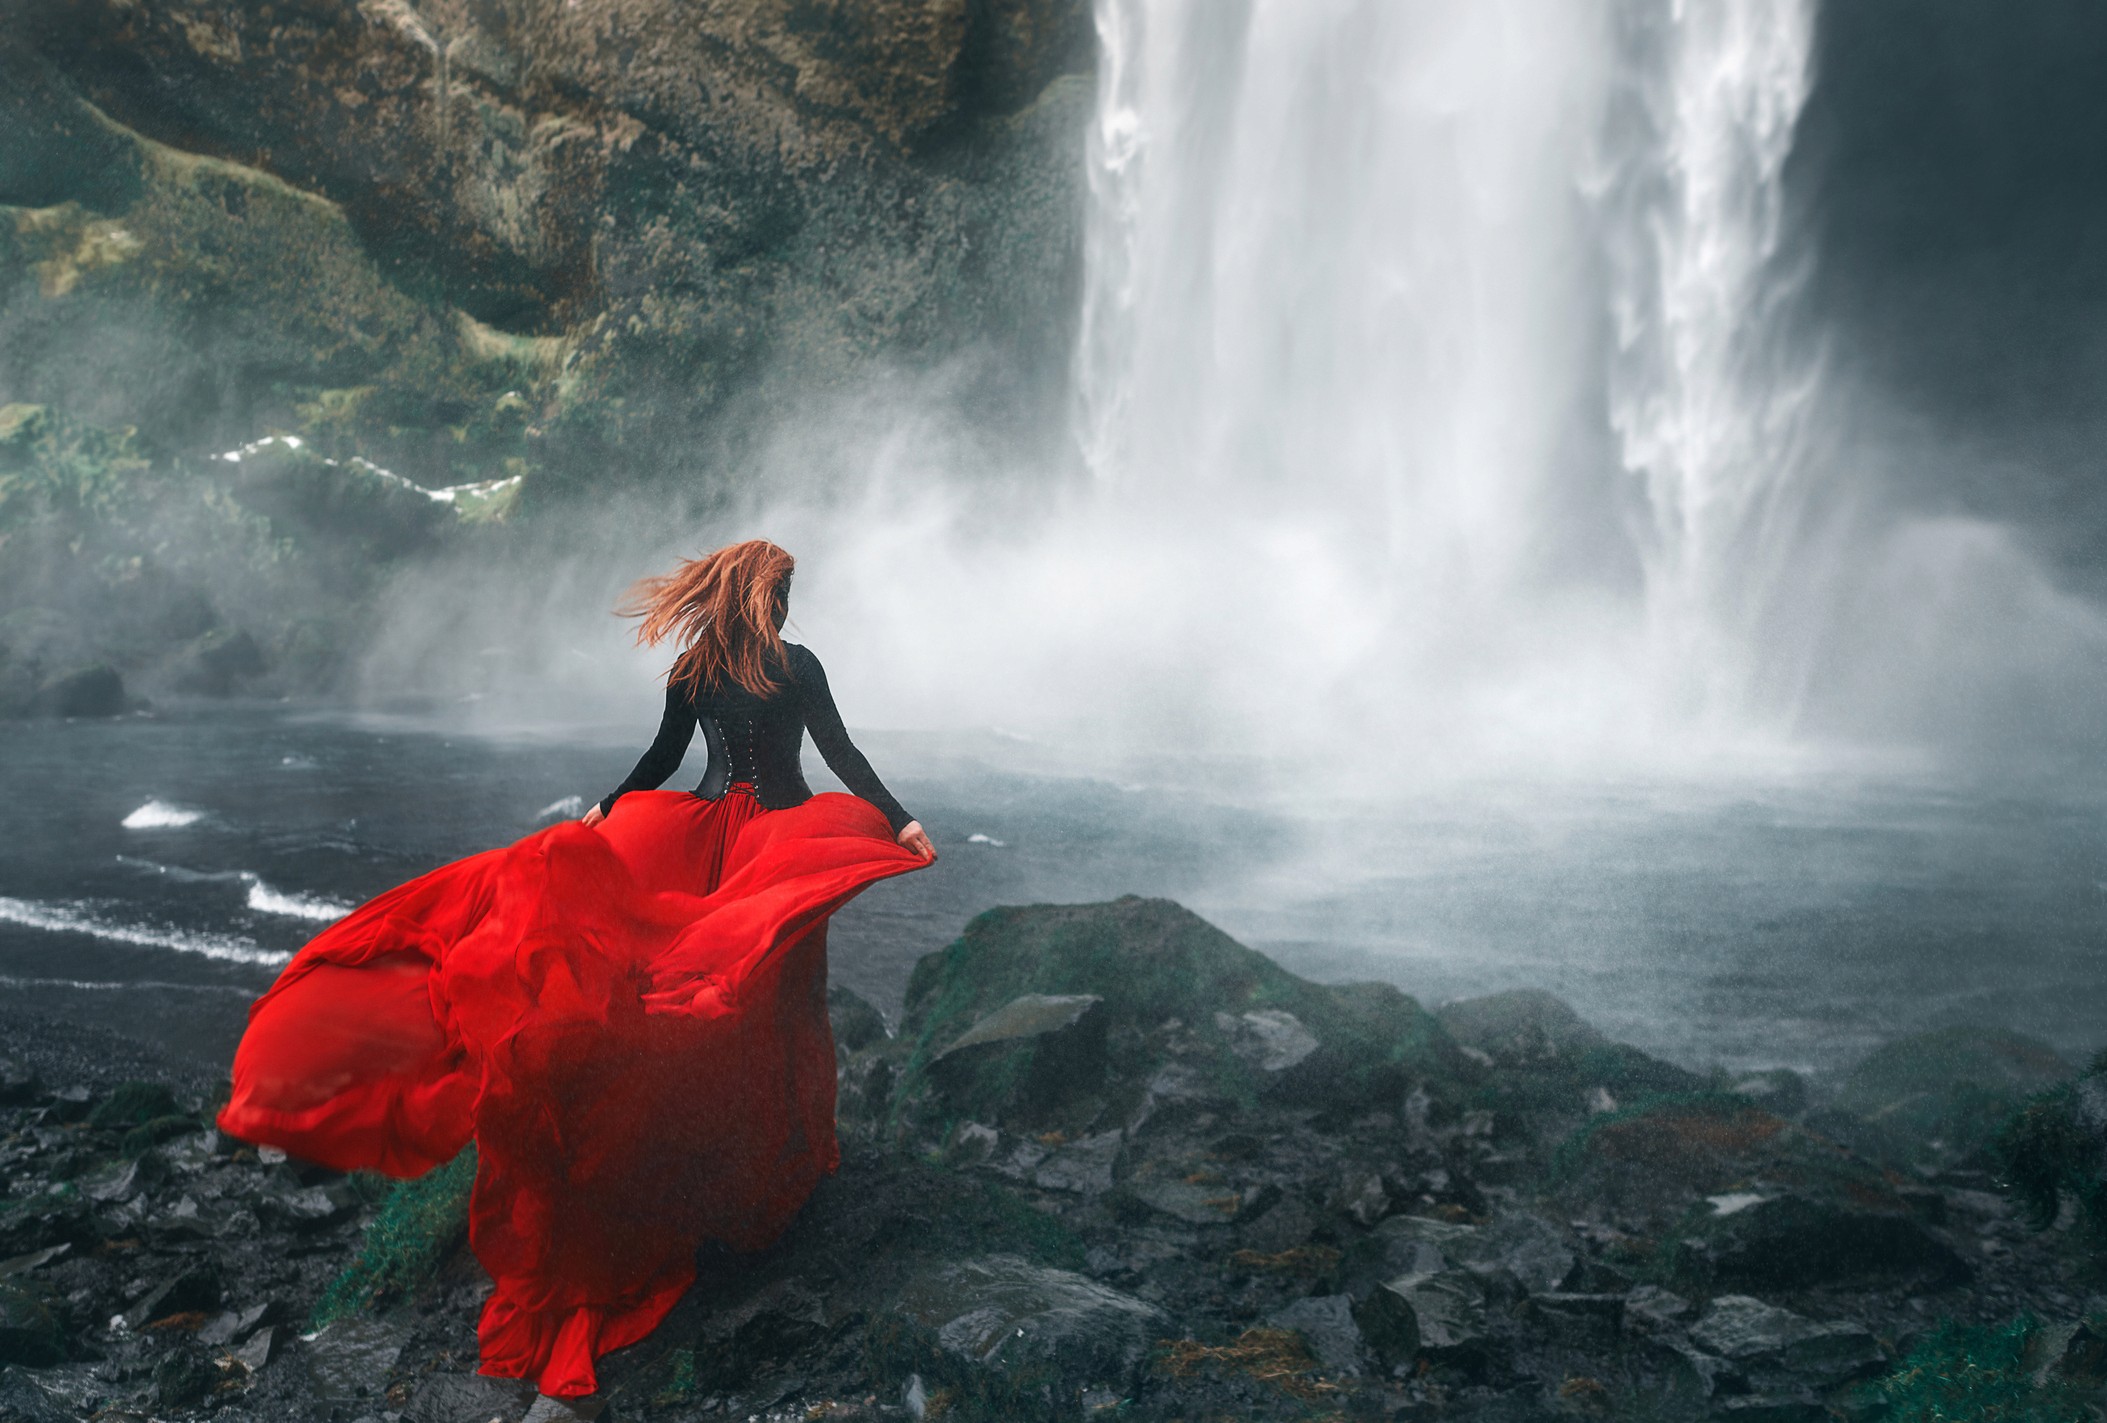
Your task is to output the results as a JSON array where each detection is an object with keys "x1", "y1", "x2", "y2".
[{"x1": 617, "y1": 540, "x2": 795, "y2": 698}]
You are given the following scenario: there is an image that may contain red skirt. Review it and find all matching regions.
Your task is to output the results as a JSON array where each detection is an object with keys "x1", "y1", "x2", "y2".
[{"x1": 216, "y1": 789, "x2": 926, "y2": 1396}]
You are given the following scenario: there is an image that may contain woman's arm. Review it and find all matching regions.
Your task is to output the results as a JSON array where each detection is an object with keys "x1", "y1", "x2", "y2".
[
  {"x1": 796, "y1": 647, "x2": 934, "y2": 859},
  {"x1": 585, "y1": 683, "x2": 697, "y2": 822}
]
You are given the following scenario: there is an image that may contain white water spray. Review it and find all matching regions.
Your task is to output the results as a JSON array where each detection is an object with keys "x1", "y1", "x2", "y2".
[
  {"x1": 1062, "y1": 0, "x2": 1829, "y2": 764},
  {"x1": 1599, "y1": 0, "x2": 1832, "y2": 730}
]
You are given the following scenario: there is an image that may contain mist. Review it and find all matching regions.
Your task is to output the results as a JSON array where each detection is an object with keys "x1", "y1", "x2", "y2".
[{"x1": 346, "y1": 0, "x2": 2107, "y2": 801}]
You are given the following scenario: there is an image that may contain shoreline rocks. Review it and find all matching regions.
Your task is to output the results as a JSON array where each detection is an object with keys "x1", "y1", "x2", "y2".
[{"x1": 0, "y1": 898, "x2": 2099, "y2": 1420}]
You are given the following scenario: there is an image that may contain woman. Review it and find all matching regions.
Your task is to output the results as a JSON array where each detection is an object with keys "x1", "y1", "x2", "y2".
[{"x1": 217, "y1": 540, "x2": 934, "y2": 1397}]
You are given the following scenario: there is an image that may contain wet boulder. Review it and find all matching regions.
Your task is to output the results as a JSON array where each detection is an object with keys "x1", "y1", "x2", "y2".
[
  {"x1": 82, "y1": 1150, "x2": 170, "y2": 1205},
  {"x1": 1352, "y1": 1211, "x2": 1575, "y2": 1297},
  {"x1": 30, "y1": 663, "x2": 126, "y2": 718},
  {"x1": 1730, "y1": 1068, "x2": 1811, "y2": 1118},
  {"x1": 1672, "y1": 1189, "x2": 1970, "y2": 1291},
  {"x1": 1688, "y1": 1295, "x2": 1885, "y2": 1391},
  {"x1": 0, "y1": 1059, "x2": 41, "y2": 1106},
  {"x1": 0, "y1": 1366, "x2": 69, "y2": 1423},
  {"x1": 1827, "y1": 1026, "x2": 2073, "y2": 1170},
  {"x1": 1993, "y1": 1053, "x2": 2107, "y2": 1234},
  {"x1": 1439, "y1": 988, "x2": 1701, "y2": 1123},
  {"x1": 168, "y1": 626, "x2": 267, "y2": 696},
  {"x1": 0, "y1": 1281, "x2": 63, "y2": 1365},
  {"x1": 1265, "y1": 1293, "x2": 1369, "y2": 1376},
  {"x1": 873, "y1": 1253, "x2": 1168, "y2": 1418},
  {"x1": 403, "y1": 1371, "x2": 538, "y2": 1423},
  {"x1": 1368, "y1": 1269, "x2": 1494, "y2": 1372},
  {"x1": 153, "y1": 1340, "x2": 222, "y2": 1410},
  {"x1": 1522, "y1": 1292, "x2": 1625, "y2": 1350},
  {"x1": 0, "y1": 1192, "x2": 93, "y2": 1258},
  {"x1": 1555, "y1": 1093, "x2": 1895, "y2": 1232},
  {"x1": 928, "y1": 993, "x2": 1109, "y2": 1132},
  {"x1": 301, "y1": 1316, "x2": 407, "y2": 1408},
  {"x1": 87, "y1": 1081, "x2": 182, "y2": 1132},
  {"x1": 691, "y1": 1278, "x2": 836, "y2": 1390},
  {"x1": 1438, "y1": 989, "x2": 1608, "y2": 1064},
  {"x1": 892, "y1": 898, "x2": 1463, "y2": 1137},
  {"x1": 828, "y1": 984, "x2": 891, "y2": 1056},
  {"x1": 124, "y1": 1260, "x2": 223, "y2": 1328}
]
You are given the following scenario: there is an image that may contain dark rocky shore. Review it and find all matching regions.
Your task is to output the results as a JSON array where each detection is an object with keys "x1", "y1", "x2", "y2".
[{"x1": 1, "y1": 896, "x2": 2103, "y2": 1423}]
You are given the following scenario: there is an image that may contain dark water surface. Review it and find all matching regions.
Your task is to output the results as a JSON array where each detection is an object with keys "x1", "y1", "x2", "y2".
[{"x1": 3, "y1": 705, "x2": 2103, "y2": 1078}]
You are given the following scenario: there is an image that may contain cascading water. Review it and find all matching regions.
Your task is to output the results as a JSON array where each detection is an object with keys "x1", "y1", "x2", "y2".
[
  {"x1": 1599, "y1": 0, "x2": 1832, "y2": 732},
  {"x1": 1069, "y1": 0, "x2": 1834, "y2": 763}
]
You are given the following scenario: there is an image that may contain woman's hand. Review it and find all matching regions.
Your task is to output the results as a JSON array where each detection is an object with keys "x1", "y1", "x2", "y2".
[
  {"x1": 580, "y1": 803, "x2": 606, "y2": 828},
  {"x1": 897, "y1": 820, "x2": 936, "y2": 862}
]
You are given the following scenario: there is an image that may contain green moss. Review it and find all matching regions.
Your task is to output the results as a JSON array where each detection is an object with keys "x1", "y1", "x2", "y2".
[
  {"x1": 1993, "y1": 1056, "x2": 2107, "y2": 1238},
  {"x1": 312, "y1": 1146, "x2": 478, "y2": 1327},
  {"x1": 1859, "y1": 1317, "x2": 2089, "y2": 1422},
  {"x1": 120, "y1": 1115, "x2": 200, "y2": 1157},
  {"x1": 889, "y1": 897, "x2": 1460, "y2": 1136},
  {"x1": 953, "y1": 1177, "x2": 1088, "y2": 1271},
  {"x1": 87, "y1": 1082, "x2": 180, "y2": 1131},
  {"x1": 651, "y1": 1347, "x2": 699, "y2": 1407}
]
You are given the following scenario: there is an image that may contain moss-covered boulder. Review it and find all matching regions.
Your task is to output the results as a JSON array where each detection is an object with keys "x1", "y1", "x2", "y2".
[
  {"x1": 1829, "y1": 1026, "x2": 2074, "y2": 1169},
  {"x1": 889, "y1": 897, "x2": 1465, "y2": 1140},
  {"x1": 1993, "y1": 1050, "x2": 2107, "y2": 1237},
  {"x1": 85, "y1": 1080, "x2": 180, "y2": 1131},
  {"x1": 1555, "y1": 1093, "x2": 1967, "y2": 1289},
  {"x1": 1438, "y1": 989, "x2": 1702, "y2": 1123}
]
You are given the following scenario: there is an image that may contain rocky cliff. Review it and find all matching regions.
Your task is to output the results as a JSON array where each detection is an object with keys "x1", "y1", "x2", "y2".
[{"x1": 0, "y1": 0, "x2": 1091, "y2": 707}]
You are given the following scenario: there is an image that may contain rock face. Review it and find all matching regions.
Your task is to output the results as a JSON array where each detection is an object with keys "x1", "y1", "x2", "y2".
[
  {"x1": 4, "y1": 0, "x2": 1091, "y2": 482},
  {"x1": 1, "y1": 0, "x2": 1093, "y2": 697}
]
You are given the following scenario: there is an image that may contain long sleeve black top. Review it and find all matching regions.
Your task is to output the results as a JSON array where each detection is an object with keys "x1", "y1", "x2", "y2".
[{"x1": 596, "y1": 642, "x2": 914, "y2": 834}]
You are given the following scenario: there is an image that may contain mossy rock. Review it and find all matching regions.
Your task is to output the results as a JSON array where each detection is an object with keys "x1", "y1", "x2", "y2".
[
  {"x1": 1859, "y1": 1316, "x2": 2095, "y2": 1423},
  {"x1": 890, "y1": 897, "x2": 1462, "y2": 1139},
  {"x1": 86, "y1": 1081, "x2": 180, "y2": 1131},
  {"x1": 120, "y1": 1114, "x2": 201, "y2": 1157},
  {"x1": 1553, "y1": 1092, "x2": 1916, "y2": 1235},
  {"x1": 1992, "y1": 1051, "x2": 2107, "y2": 1236},
  {"x1": 1834, "y1": 1027, "x2": 2073, "y2": 1167}
]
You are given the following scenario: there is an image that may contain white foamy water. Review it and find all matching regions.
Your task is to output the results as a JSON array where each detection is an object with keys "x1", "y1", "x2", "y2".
[
  {"x1": 115, "y1": 855, "x2": 242, "y2": 884},
  {"x1": 535, "y1": 795, "x2": 586, "y2": 822},
  {"x1": 0, "y1": 973, "x2": 254, "y2": 994},
  {"x1": 0, "y1": 897, "x2": 289, "y2": 966},
  {"x1": 243, "y1": 879, "x2": 352, "y2": 923},
  {"x1": 966, "y1": 833, "x2": 1008, "y2": 847},
  {"x1": 121, "y1": 801, "x2": 204, "y2": 830},
  {"x1": 116, "y1": 856, "x2": 351, "y2": 922}
]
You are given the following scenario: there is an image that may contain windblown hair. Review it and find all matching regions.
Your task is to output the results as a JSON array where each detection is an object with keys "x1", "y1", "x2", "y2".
[{"x1": 617, "y1": 540, "x2": 795, "y2": 698}]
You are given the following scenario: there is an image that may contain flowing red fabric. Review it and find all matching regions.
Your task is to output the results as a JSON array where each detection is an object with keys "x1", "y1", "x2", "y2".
[{"x1": 217, "y1": 790, "x2": 925, "y2": 1396}]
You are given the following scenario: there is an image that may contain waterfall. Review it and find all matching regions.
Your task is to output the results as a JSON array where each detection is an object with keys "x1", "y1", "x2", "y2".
[
  {"x1": 1599, "y1": 0, "x2": 1828, "y2": 729},
  {"x1": 1071, "y1": 0, "x2": 1833, "y2": 756}
]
